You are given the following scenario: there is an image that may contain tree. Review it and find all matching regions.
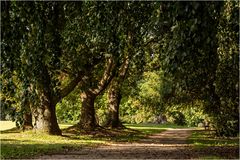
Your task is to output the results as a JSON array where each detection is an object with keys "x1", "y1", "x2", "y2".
[
  {"x1": 158, "y1": 1, "x2": 238, "y2": 136},
  {"x1": 104, "y1": 2, "x2": 156, "y2": 128},
  {"x1": 78, "y1": 57, "x2": 117, "y2": 130},
  {"x1": 106, "y1": 56, "x2": 129, "y2": 128},
  {"x1": 74, "y1": 2, "x2": 125, "y2": 130},
  {"x1": 213, "y1": 1, "x2": 239, "y2": 136},
  {"x1": 1, "y1": 1, "x2": 107, "y2": 135}
]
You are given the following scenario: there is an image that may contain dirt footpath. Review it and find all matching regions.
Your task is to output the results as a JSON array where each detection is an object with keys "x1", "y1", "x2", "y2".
[{"x1": 37, "y1": 128, "x2": 238, "y2": 159}]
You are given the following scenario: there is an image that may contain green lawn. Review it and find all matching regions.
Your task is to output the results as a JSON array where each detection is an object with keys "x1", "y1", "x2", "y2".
[
  {"x1": 0, "y1": 122, "x2": 171, "y2": 159},
  {"x1": 2, "y1": 122, "x2": 238, "y2": 159},
  {"x1": 188, "y1": 129, "x2": 239, "y2": 147},
  {"x1": 0, "y1": 121, "x2": 16, "y2": 131},
  {"x1": 188, "y1": 129, "x2": 239, "y2": 159}
]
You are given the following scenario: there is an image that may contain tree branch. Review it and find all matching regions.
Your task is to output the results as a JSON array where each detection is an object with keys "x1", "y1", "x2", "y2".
[
  {"x1": 118, "y1": 55, "x2": 130, "y2": 82},
  {"x1": 90, "y1": 57, "x2": 116, "y2": 96},
  {"x1": 59, "y1": 72, "x2": 84, "y2": 99},
  {"x1": 143, "y1": 37, "x2": 160, "y2": 48},
  {"x1": 52, "y1": 55, "x2": 103, "y2": 104}
]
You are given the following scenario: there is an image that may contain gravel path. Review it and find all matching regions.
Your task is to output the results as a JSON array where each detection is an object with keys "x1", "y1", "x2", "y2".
[{"x1": 37, "y1": 128, "x2": 238, "y2": 159}]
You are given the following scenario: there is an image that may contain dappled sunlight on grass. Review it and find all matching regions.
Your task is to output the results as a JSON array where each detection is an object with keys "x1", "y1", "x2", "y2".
[
  {"x1": 59, "y1": 124, "x2": 73, "y2": 129},
  {"x1": 0, "y1": 128, "x2": 106, "y2": 159},
  {"x1": 188, "y1": 130, "x2": 239, "y2": 147},
  {"x1": 1, "y1": 123, "x2": 169, "y2": 159},
  {"x1": 125, "y1": 123, "x2": 189, "y2": 134},
  {"x1": 1, "y1": 123, "x2": 238, "y2": 159}
]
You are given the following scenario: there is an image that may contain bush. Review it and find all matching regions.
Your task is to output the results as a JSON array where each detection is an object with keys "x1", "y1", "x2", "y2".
[
  {"x1": 120, "y1": 98, "x2": 157, "y2": 124},
  {"x1": 56, "y1": 93, "x2": 81, "y2": 124},
  {"x1": 168, "y1": 111, "x2": 186, "y2": 126}
]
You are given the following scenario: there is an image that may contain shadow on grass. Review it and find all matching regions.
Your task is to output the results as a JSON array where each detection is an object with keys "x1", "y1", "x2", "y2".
[
  {"x1": 188, "y1": 130, "x2": 239, "y2": 147},
  {"x1": 1, "y1": 138, "x2": 20, "y2": 142},
  {"x1": 0, "y1": 127, "x2": 21, "y2": 134},
  {"x1": 1, "y1": 126, "x2": 239, "y2": 159},
  {"x1": 0, "y1": 142, "x2": 84, "y2": 159},
  {"x1": 1, "y1": 141, "x2": 239, "y2": 159},
  {"x1": 61, "y1": 125, "x2": 144, "y2": 142}
]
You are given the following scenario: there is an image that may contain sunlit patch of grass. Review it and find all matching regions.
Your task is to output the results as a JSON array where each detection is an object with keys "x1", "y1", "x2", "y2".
[
  {"x1": 59, "y1": 124, "x2": 73, "y2": 129},
  {"x1": 0, "y1": 129, "x2": 106, "y2": 159},
  {"x1": 0, "y1": 121, "x2": 16, "y2": 131},
  {"x1": 125, "y1": 123, "x2": 188, "y2": 134},
  {"x1": 188, "y1": 130, "x2": 239, "y2": 148},
  {"x1": 0, "y1": 123, "x2": 175, "y2": 159}
]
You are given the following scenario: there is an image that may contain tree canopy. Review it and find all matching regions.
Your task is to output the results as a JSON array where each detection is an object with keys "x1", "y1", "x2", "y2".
[{"x1": 1, "y1": 1, "x2": 239, "y2": 137}]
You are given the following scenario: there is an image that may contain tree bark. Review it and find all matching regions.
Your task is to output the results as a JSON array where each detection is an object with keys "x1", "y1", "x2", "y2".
[
  {"x1": 78, "y1": 57, "x2": 116, "y2": 130},
  {"x1": 33, "y1": 99, "x2": 62, "y2": 135},
  {"x1": 78, "y1": 91, "x2": 98, "y2": 130},
  {"x1": 106, "y1": 82, "x2": 122, "y2": 128},
  {"x1": 21, "y1": 90, "x2": 33, "y2": 130},
  {"x1": 105, "y1": 56, "x2": 129, "y2": 128},
  {"x1": 23, "y1": 112, "x2": 33, "y2": 130},
  {"x1": 32, "y1": 74, "x2": 62, "y2": 135}
]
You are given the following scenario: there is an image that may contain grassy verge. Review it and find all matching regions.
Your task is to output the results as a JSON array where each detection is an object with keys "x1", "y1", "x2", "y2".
[
  {"x1": 188, "y1": 129, "x2": 239, "y2": 147},
  {"x1": 0, "y1": 123, "x2": 180, "y2": 159},
  {"x1": 0, "y1": 126, "x2": 104, "y2": 159},
  {"x1": 188, "y1": 129, "x2": 239, "y2": 159}
]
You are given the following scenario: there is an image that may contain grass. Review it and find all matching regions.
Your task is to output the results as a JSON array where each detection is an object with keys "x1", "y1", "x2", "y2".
[
  {"x1": 0, "y1": 122, "x2": 181, "y2": 159},
  {"x1": 198, "y1": 156, "x2": 222, "y2": 159},
  {"x1": 1, "y1": 122, "x2": 239, "y2": 159},
  {"x1": 0, "y1": 121, "x2": 16, "y2": 131},
  {"x1": 188, "y1": 129, "x2": 239, "y2": 159},
  {"x1": 188, "y1": 129, "x2": 239, "y2": 147}
]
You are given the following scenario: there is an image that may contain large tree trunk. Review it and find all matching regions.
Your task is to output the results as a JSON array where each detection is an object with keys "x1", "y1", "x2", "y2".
[
  {"x1": 23, "y1": 112, "x2": 33, "y2": 130},
  {"x1": 78, "y1": 57, "x2": 116, "y2": 130},
  {"x1": 106, "y1": 83, "x2": 122, "y2": 128},
  {"x1": 105, "y1": 55, "x2": 129, "y2": 128},
  {"x1": 33, "y1": 88, "x2": 62, "y2": 135},
  {"x1": 33, "y1": 103, "x2": 61, "y2": 135},
  {"x1": 22, "y1": 98, "x2": 33, "y2": 130},
  {"x1": 79, "y1": 91, "x2": 98, "y2": 130}
]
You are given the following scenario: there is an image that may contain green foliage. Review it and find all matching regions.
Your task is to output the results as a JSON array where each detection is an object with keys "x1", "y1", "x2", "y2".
[
  {"x1": 168, "y1": 111, "x2": 186, "y2": 126},
  {"x1": 167, "y1": 101, "x2": 207, "y2": 127},
  {"x1": 138, "y1": 71, "x2": 161, "y2": 108},
  {"x1": 119, "y1": 98, "x2": 153, "y2": 124},
  {"x1": 212, "y1": 1, "x2": 239, "y2": 137},
  {"x1": 156, "y1": 1, "x2": 238, "y2": 137},
  {"x1": 181, "y1": 107, "x2": 205, "y2": 127},
  {"x1": 1, "y1": 1, "x2": 238, "y2": 137},
  {"x1": 56, "y1": 93, "x2": 81, "y2": 124},
  {"x1": 119, "y1": 70, "x2": 173, "y2": 124},
  {"x1": 95, "y1": 93, "x2": 108, "y2": 125}
]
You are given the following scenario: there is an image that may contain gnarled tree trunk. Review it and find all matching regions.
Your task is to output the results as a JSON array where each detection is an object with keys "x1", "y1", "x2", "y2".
[
  {"x1": 78, "y1": 57, "x2": 116, "y2": 131},
  {"x1": 105, "y1": 55, "x2": 129, "y2": 128},
  {"x1": 79, "y1": 91, "x2": 98, "y2": 130},
  {"x1": 33, "y1": 94, "x2": 62, "y2": 135},
  {"x1": 106, "y1": 82, "x2": 123, "y2": 128},
  {"x1": 30, "y1": 67, "x2": 86, "y2": 135},
  {"x1": 29, "y1": 62, "x2": 62, "y2": 135}
]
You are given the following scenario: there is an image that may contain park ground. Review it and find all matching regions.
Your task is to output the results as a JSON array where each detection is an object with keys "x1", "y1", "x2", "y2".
[{"x1": 0, "y1": 121, "x2": 239, "y2": 159}]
